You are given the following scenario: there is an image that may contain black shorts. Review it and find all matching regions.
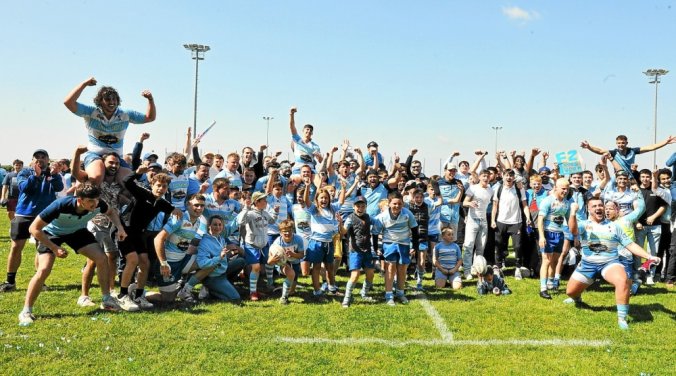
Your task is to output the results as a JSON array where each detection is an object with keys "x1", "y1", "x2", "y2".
[
  {"x1": 37, "y1": 228, "x2": 98, "y2": 254},
  {"x1": 10, "y1": 216, "x2": 35, "y2": 241},
  {"x1": 118, "y1": 231, "x2": 148, "y2": 256}
]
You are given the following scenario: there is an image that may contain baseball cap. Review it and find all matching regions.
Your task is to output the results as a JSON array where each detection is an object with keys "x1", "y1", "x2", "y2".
[
  {"x1": 251, "y1": 191, "x2": 268, "y2": 203},
  {"x1": 203, "y1": 151, "x2": 215, "y2": 158},
  {"x1": 33, "y1": 149, "x2": 49, "y2": 157},
  {"x1": 147, "y1": 162, "x2": 162, "y2": 170},
  {"x1": 538, "y1": 167, "x2": 551, "y2": 174},
  {"x1": 615, "y1": 170, "x2": 630, "y2": 177},
  {"x1": 367, "y1": 141, "x2": 379, "y2": 148},
  {"x1": 354, "y1": 196, "x2": 367, "y2": 205},
  {"x1": 143, "y1": 152, "x2": 158, "y2": 161},
  {"x1": 365, "y1": 169, "x2": 378, "y2": 176},
  {"x1": 445, "y1": 162, "x2": 458, "y2": 171}
]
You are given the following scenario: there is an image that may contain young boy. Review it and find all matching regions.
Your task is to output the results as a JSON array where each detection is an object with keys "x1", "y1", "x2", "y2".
[
  {"x1": 472, "y1": 255, "x2": 512, "y2": 295},
  {"x1": 342, "y1": 196, "x2": 375, "y2": 307},
  {"x1": 240, "y1": 191, "x2": 278, "y2": 301},
  {"x1": 433, "y1": 228, "x2": 463, "y2": 290},
  {"x1": 269, "y1": 219, "x2": 305, "y2": 304}
]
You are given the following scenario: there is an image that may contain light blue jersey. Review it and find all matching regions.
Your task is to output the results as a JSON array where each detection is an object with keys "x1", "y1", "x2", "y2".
[
  {"x1": 601, "y1": 185, "x2": 639, "y2": 217},
  {"x1": 372, "y1": 207, "x2": 418, "y2": 245},
  {"x1": 168, "y1": 172, "x2": 200, "y2": 211},
  {"x1": 292, "y1": 203, "x2": 311, "y2": 240},
  {"x1": 162, "y1": 212, "x2": 207, "y2": 262},
  {"x1": 425, "y1": 196, "x2": 442, "y2": 236},
  {"x1": 203, "y1": 193, "x2": 241, "y2": 223},
  {"x1": 272, "y1": 234, "x2": 306, "y2": 264},
  {"x1": 266, "y1": 194, "x2": 292, "y2": 235},
  {"x1": 75, "y1": 103, "x2": 146, "y2": 156},
  {"x1": 434, "y1": 241, "x2": 462, "y2": 269},
  {"x1": 41, "y1": 197, "x2": 107, "y2": 236},
  {"x1": 438, "y1": 178, "x2": 462, "y2": 224},
  {"x1": 306, "y1": 202, "x2": 341, "y2": 242},
  {"x1": 538, "y1": 195, "x2": 570, "y2": 233},
  {"x1": 334, "y1": 174, "x2": 358, "y2": 215},
  {"x1": 362, "y1": 183, "x2": 389, "y2": 218},
  {"x1": 578, "y1": 219, "x2": 633, "y2": 264},
  {"x1": 214, "y1": 169, "x2": 243, "y2": 189},
  {"x1": 291, "y1": 134, "x2": 321, "y2": 173}
]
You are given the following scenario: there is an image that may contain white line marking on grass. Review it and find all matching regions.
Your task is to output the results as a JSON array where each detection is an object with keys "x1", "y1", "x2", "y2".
[
  {"x1": 275, "y1": 337, "x2": 611, "y2": 348},
  {"x1": 416, "y1": 292, "x2": 454, "y2": 341}
]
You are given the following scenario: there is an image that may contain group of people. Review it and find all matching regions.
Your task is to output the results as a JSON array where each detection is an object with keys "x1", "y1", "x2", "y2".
[{"x1": 1, "y1": 78, "x2": 675, "y2": 331}]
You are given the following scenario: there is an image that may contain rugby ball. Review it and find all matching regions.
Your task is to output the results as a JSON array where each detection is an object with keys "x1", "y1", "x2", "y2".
[
  {"x1": 268, "y1": 244, "x2": 287, "y2": 266},
  {"x1": 471, "y1": 255, "x2": 488, "y2": 276}
]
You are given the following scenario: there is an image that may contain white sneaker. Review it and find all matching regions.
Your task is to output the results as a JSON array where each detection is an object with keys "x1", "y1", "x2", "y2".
[
  {"x1": 464, "y1": 274, "x2": 473, "y2": 281},
  {"x1": 646, "y1": 276, "x2": 655, "y2": 286},
  {"x1": 100, "y1": 296, "x2": 121, "y2": 311},
  {"x1": 514, "y1": 267, "x2": 523, "y2": 280},
  {"x1": 128, "y1": 282, "x2": 138, "y2": 299},
  {"x1": 77, "y1": 295, "x2": 96, "y2": 307},
  {"x1": 397, "y1": 294, "x2": 409, "y2": 305},
  {"x1": 198, "y1": 286, "x2": 210, "y2": 300},
  {"x1": 134, "y1": 295, "x2": 154, "y2": 309},
  {"x1": 178, "y1": 286, "x2": 196, "y2": 303},
  {"x1": 117, "y1": 294, "x2": 140, "y2": 312},
  {"x1": 18, "y1": 312, "x2": 35, "y2": 326},
  {"x1": 386, "y1": 297, "x2": 396, "y2": 306}
]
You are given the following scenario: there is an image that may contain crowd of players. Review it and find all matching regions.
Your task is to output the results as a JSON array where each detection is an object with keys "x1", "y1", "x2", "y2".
[{"x1": 0, "y1": 78, "x2": 674, "y2": 330}]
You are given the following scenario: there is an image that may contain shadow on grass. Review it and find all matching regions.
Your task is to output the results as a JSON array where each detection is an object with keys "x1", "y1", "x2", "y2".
[
  {"x1": 421, "y1": 289, "x2": 476, "y2": 302},
  {"x1": 629, "y1": 303, "x2": 676, "y2": 323}
]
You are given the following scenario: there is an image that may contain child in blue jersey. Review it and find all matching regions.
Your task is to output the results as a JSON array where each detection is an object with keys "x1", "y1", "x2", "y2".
[
  {"x1": 433, "y1": 228, "x2": 463, "y2": 290},
  {"x1": 269, "y1": 220, "x2": 305, "y2": 304},
  {"x1": 566, "y1": 198, "x2": 659, "y2": 330},
  {"x1": 372, "y1": 191, "x2": 420, "y2": 306},
  {"x1": 265, "y1": 178, "x2": 293, "y2": 290},
  {"x1": 19, "y1": 184, "x2": 125, "y2": 326},
  {"x1": 342, "y1": 196, "x2": 375, "y2": 307},
  {"x1": 304, "y1": 183, "x2": 343, "y2": 298},
  {"x1": 64, "y1": 77, "x2": 156, "y2": 186}
]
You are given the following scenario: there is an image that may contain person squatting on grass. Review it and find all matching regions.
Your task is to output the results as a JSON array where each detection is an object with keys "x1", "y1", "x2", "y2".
[
  {"x1": 565, "y1": 198, "x2": 660, "y2": 330},
  {"x1": 268, "y1": 219, "x2": 305, "y2": 305},
  {"x1": 19, "y1": 183, "x2": 125, "y2": 326},
  {"x1": 195, "y1": 215, "x2": 241, "y2": 303}
]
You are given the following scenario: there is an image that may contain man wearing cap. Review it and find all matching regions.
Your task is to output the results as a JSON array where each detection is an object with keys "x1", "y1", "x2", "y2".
[
  {"x1": 438, "y1": 162, "x2": 464, "y2": 235},
  {"x1": 64, "y1": 77, "x2": 156, "y2": 186},
  {"x1": 1, "y1": 149, "x2": 63, "y2": 292},
  {"x1": 289, "y1": 107, "x2": 322, "y2": 175},
  {"x1": 538, "y1": 166, "x2": 554, "y2": 191}
]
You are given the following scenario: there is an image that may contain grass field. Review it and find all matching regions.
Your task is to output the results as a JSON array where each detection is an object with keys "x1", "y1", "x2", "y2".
[{"x1": 0, "y1": 207, "x2": 674, "y2": 375}]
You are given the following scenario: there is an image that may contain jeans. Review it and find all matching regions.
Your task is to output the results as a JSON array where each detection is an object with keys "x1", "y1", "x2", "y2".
[
  {"x1": 463, "y1": 216, "x2": 488, "y2": 274},
  {"x1": 635, "y1": 225, "x2": 661, "y2": 277},
  {"x1": 203, "y1": 273, "x2": 240, "y2": 301}
]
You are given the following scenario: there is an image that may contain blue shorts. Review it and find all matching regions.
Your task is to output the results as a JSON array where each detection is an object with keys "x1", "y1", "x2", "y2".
[
  {"x1": 428, "y1": 234, "x2": 440, "y2": 243},
  {"x1": 540, "y1": 231, "x2": 564, "y2": 254},
  {"x1": 419, "y1": 241, "x2": 428, "y2": 252},
  {"x1": 348, "y1": 250, "x2": 374, "y2": 271},
  {"x1": 382, "y1": 242, "x2": 411, "y2": 265},
  {"x1": 434, "y1": 269, "x2": 461, "y2": 282},
  {"x1": 619, "y1": 256, "x2": 634, "y2": 279},
  {"x1": 243, "y1": 243, "x2": 269, "y2": 265},
  {"x1": 572, "y1": 259, "x2": 623, "y2": 285},
  {"x1": 154, "y1": 254, "x2": 195, "y2": 289},
  {"x1": 83, "y1": 151, "x2": 130, "y2": 169},
  {"x1": 305, "y1": 239, "x2": 334, "y2": 265}
]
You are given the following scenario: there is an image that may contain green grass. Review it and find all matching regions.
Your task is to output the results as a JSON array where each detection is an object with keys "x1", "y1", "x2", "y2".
[{"x1": 0, "y1": 207, "x2": 674, "y2": 375}]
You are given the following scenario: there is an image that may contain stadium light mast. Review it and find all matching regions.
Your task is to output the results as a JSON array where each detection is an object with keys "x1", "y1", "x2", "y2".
[
  {"x1": 491, "y1": 126, "x2": 503, "y2": 165},
  {"x1": 643, "y1": 68, "x2": 668, "y2": 168},
  {"x1": 263, "y1": 116, "x2": 274, "y2": 156},
  {"x1": 184, "y1": 43, "x2": 210, "y2": 137}
]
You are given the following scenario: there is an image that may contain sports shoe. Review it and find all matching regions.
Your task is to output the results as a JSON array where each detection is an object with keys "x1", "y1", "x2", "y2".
[
  {"x1": 618, "y1": 319, "x2": 629, "y2": 330},
  {"x1": 327, "y1": 288, "x2": 344, "y2": 297},
  {"x1": 546, "y1": 281, "x2": 554, "y2": 290},
  {"x1": 563, "y1": 297, "x2": 582, "y2": 305},
  {"x1": 645, "y1": 276, "x2": 655, "y2": 286},
  {"x1": 250, "y1": 292, "x2": 260, "y2": 301},
  {"x1": 100, "y1": 296, "x2": 121, "y2": 311},
  {"x1": 117, "y1": 294, "x2": 140, "y2": 312},
  {"x1": 464, "y1": 274, "x2": 472, "y2": 281},
  {"x1": 198, "y1": 286, "x2": 210, "y2": 300},
  {"x1": 320, "y1": 282, "x2": 328, "y2": 292},
  {"x1": 0, "y1": 282, "x2": 17, "y2": 292},
  {"x1": 279, "y1": 296, "x2": 289, "y2": 305},
  {"x1": 552, "y1": 279, "x2": 560, "y2": 291},
  {"x1": 361, "y1": 295, "x2": 375, "y2": 302},
  {"x1": 386, "y1": 297, "x2": 396, "y2": 306},
  {"x1": 630, "y1": 281, "x2": 640, "y2": 295},
  {"x1": 638, "y1": 259, "x2": 660, "y2": 273},
  {"x1": 514, "y1": 267, "x2": 523, "y2": 280},
  {"x1": 128, "y1": 282, "x2": 138, "y2": 299},
  {"x1": 539, "y1": 291, "x2": 552, "y2": 300},
  {"x1": 77, "y1": 295, "x2": 96, "y2": 307},
  {"x1": 18, "y1": 312, "x2": 35, "y2": 326},
  {"x1": 397, "y1": 294, "x2": 409, "y2": 305},
  {"x1": 178, "y1": 287, "x2": 196, "y2": 303},
  {"x1": 341, "y1": 297, "x2": 352, "y2": 308},
  {"x1": 134, "y1": 296, "x2": 154, "y2": 309}
]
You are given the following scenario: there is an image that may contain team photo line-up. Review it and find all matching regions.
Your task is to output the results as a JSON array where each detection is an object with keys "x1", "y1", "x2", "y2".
[{"x1": 1, "y1": 77, "x2": 674, "y2": 330}]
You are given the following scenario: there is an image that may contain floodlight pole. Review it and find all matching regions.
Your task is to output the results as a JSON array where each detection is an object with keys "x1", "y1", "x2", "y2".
[
  {"x1": 184, "y1": 43, "x2": 210, "y2": 137},
  {"x1": 263, "y1": 116, "x2": 274, "y2": 156},
  {"x1": 491, "y1": 126, "x2": 503, "y2": 165},
  {"x1": 643, "y1": 68, "x2": 668, "y2": 169}
]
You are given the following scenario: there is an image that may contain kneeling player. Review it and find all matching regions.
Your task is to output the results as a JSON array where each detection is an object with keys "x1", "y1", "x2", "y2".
[
  {"x1": 19, "y1": 183, "x2": 124, "y2": 326},
  {"x1": 565, "y1": 199, "x2": 659, "y2": 330},
  {"x1": 433, "y1": 227, "x2": 463, "y2": 290}
]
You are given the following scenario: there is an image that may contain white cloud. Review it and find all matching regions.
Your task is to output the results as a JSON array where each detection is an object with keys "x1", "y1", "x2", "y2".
[{"x1": 502, "y1": 6, "x2": 540, "y2": 22}]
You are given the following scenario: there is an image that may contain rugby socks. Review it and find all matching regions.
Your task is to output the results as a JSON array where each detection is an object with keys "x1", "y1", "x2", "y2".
[
  {"x1": 328, "y1": 285, "x2": 338, "y2": 293},
  {"x1": 102, "y1": 294, "x2": 112, "y2": 302},
  {"x1": 282, "y1": 278, "x2": 292, "y2": 298},
  {"x1": 385, "y1": 291, "x2": 394, "y2": 301},
  {"x1": 617, "y1": 304, "x2": 629, "y2": 321},
  {"x1": 416, "y1": 266, "x2": 425, "y2": 285},
  {"x1": 249, "y1": 271, "x2": 259, "y2": 293},
  {"x1": 135, "y1": 289, "x2": 145, "y2": 298},
  {"x1": 265, "y1": 265, "x2": 274, "y2": 286},
  {"x1": 539, "y1": 278, "x2": 548, "y2": 292},
  {"x1": 360, "y1": 281, "x2": 373, "y2": 297},
  {"x1": 21, "y1": 306, "x2": 32, "y2": 314},
  {"x1": 395, "y1": 289, "x2": 405, "y2": 298},
  {"x1": 119, "y1": 286, "x2": 129, "y2": 298},
  {"x1": 345, "y1": 281, "x2": 354, "y2": 299},
  {"x1": 7, "y1": 272, "x2": 17, "y2": 285},
  {"x1": 185, "y1": 275, "x2": 200, "y2": 291}
]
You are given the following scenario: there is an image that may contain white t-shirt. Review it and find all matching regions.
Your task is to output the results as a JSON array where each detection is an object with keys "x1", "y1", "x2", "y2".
[
  {"x1": 493, "y1": 184, "x2": 525, "y2": 224},
  {"x1": 466, "y1": 184, "x2": 494, "y2": 220}
]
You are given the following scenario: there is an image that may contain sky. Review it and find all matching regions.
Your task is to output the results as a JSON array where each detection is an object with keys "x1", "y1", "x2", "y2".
[{"x1": 1, "y1": 1, "x2": 675, "y2": 175}]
